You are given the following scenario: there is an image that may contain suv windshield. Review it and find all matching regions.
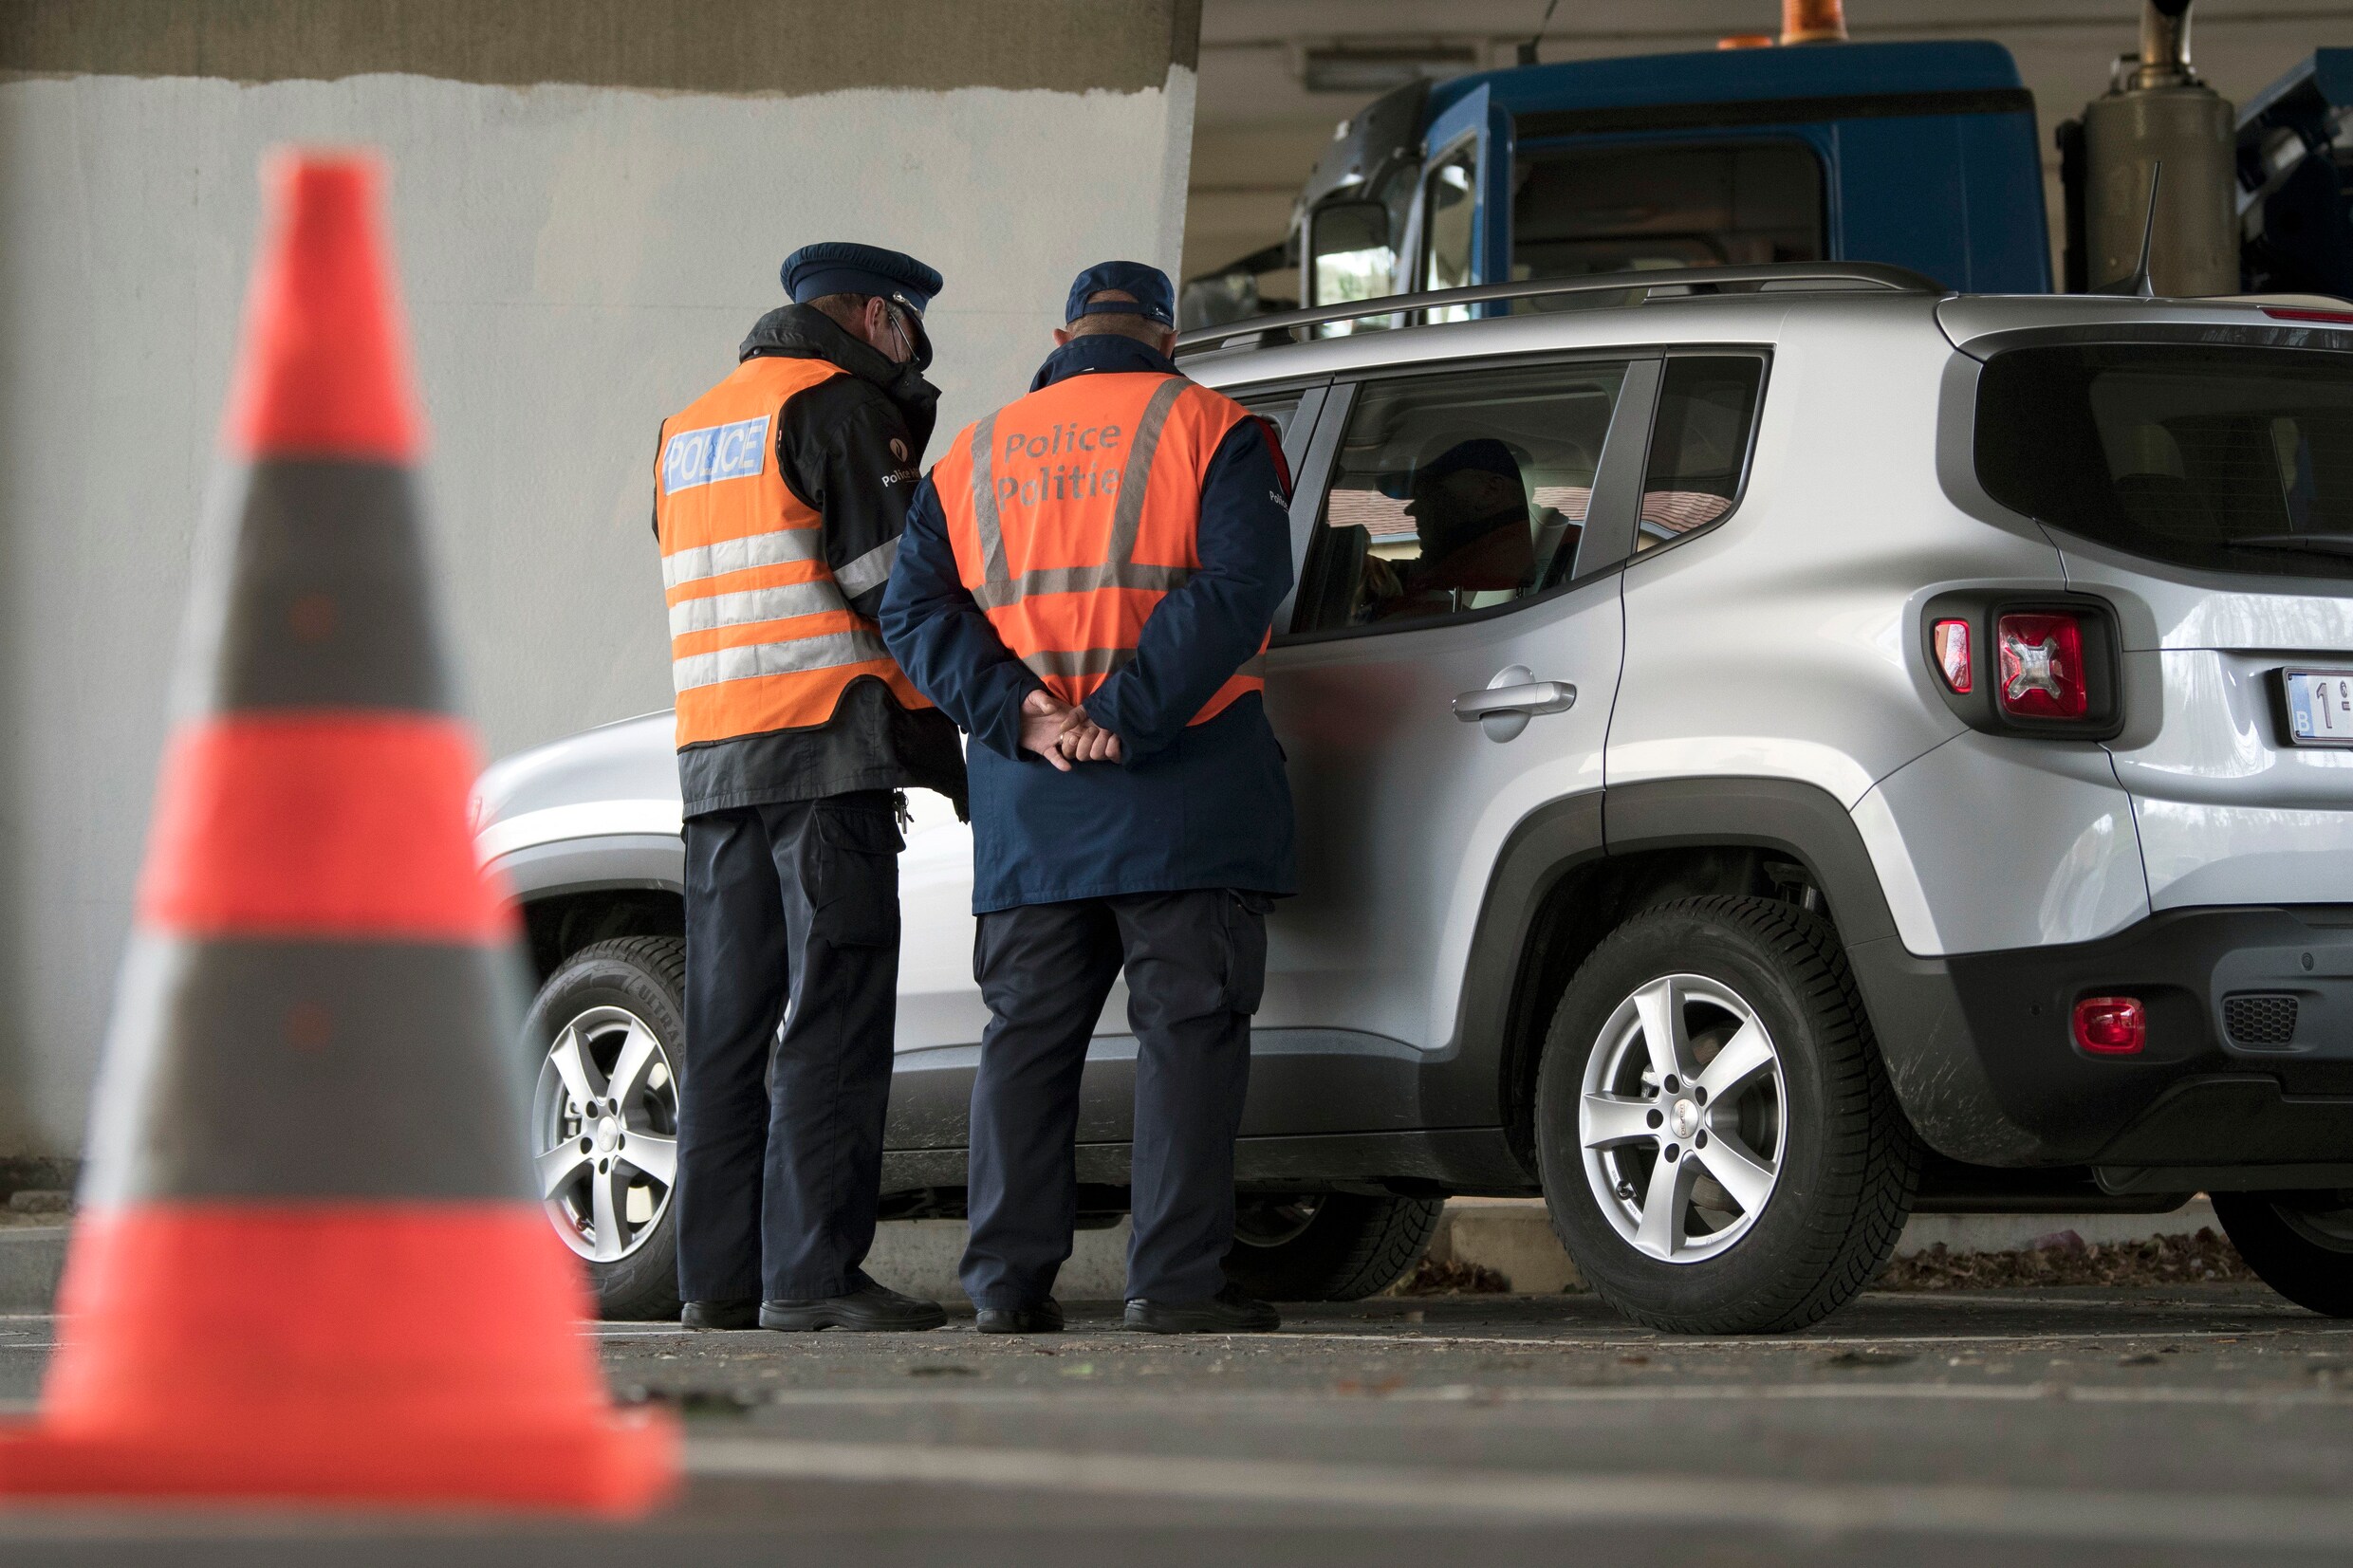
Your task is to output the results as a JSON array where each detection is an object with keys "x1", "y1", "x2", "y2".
[{"x1": 1976, "y1": 343, "x2": 2353, "y2": 581}]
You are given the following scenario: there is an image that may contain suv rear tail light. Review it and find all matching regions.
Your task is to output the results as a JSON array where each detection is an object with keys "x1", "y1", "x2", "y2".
[
  {"x1": 1922, "y1": 593, "x2": 2121, "y2": 739},
  {"x1": 1931, "y1": 619, "x2": 1972, "y2": 693},
  {"x1": 2072, "y1": 996, "x2": 2145, "y2": 1055},
  {"x1": 1997, "y1": 612, "x2": 2088, "y2": 720}
]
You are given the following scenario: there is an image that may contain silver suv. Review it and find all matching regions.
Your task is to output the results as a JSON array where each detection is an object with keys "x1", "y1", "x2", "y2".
[{"x1": 475, "y1": 264, "x2": 2353, "y2": 1332}]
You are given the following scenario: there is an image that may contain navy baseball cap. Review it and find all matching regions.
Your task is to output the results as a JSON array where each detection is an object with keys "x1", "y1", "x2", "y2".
[
  {"x1": 1379, "y1": 437, "x2": 1523, "y2": 498},
  {"x1": 1065, "y1": 261, "x2": 1176, "y2": 329},
  {"x1": 780, "y1": 242, "x2": 943, "y2": 315}
]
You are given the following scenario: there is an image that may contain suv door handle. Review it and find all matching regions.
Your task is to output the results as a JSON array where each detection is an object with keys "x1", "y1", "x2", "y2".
[{"x1": 1453, "y1": 681, "x2": 1576, "y2": 719}]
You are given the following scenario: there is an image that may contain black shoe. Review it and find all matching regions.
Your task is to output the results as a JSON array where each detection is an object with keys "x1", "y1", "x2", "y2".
[
  {"x1": 975, "y1": 1298, "x2": 1065, "y2": 1335},
  {"x1": 1123, "y1": 1283, "x2": 1280, "y2": 1335},
  {"x1": 759, "y1": 1273, "x2": 948, "y2": 1333},
  {"x1": 681, "y1": 1299, "x2": 759, "y2": 1331}
]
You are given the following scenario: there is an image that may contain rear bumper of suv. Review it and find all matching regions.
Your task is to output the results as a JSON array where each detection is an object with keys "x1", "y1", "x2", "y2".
[{"x1": 1849, "y1": 905, "x2": 2353, "y2": 1183}]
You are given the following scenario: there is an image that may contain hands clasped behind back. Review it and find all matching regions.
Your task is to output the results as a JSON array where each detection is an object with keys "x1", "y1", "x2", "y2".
[{"x1": 1018, "y1": 688, "x2": 1124, "y2": 771}]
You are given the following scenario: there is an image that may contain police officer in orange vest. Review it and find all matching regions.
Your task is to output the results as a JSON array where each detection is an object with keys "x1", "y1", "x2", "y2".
[
  {"x1": 880, "y1": 262, "x2": 1296, "y2": 1335},
  {"x1": 655, "y1": 243, "x2": 966, "y2": 1333}
]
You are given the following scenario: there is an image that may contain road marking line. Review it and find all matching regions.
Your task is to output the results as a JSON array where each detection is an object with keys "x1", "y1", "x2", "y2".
[
  {"x1": 1856, "y1": 1291, "x2": 2300, "y2": 1311},
  {"x1": 685, "y1": 1436, "x2": 2353, "y2": 1548},
  {"x1": 1260, "y1": 1325, "x2": 2340, "y2": 1351},
  {"x1": 739, "y1": 1379, "x2": 2353, "y2": 1410},
  {"x1": 590, "y1": 1322, "x2": 2341, "y2": 1349}
]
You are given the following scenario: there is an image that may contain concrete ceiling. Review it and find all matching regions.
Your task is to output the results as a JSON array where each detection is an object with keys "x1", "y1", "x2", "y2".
[{"x1": 1184, "y1": 0, "x2": 2353, "y2": 282}]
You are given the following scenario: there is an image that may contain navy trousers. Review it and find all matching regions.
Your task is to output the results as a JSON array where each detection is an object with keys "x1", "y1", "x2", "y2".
[
  {"x1": 961, "y1": 889, "x2": 1267, "y2": 1310},
  {"x1": 675, "y1": 792, "x2": 902, "y2": 1302}
]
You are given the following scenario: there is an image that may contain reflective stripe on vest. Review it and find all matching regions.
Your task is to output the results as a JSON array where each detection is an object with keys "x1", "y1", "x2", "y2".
[
  {"x1": 655, "y1": 357, "x2": 931, "y2": 749},
  {"x1": 932, "y1": 371, "x2": 1269, "y2": 726}
]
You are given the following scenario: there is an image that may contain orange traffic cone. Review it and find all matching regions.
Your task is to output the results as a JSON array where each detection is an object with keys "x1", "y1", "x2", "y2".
[{"x1": 0, "y1": 152, "x2": 677, "y2": 1511}]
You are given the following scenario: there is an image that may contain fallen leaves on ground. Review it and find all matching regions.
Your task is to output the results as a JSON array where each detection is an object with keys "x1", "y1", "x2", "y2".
[
  {"x1": 1334, "y1": 1375, "x2": 1408, "y2": 1395},
  {"x1": 1394, "y1": 1258, "x2": 1512, "y2": 1296},
  {"x1": 1875, "y1": 1227, "x2": 2257, "y2": 1290}
]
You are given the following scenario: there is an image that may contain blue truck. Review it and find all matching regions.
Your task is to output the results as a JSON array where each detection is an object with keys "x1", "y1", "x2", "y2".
[{"x1": 1182, "y1": 3, "x2": 2352, "y2": 327}]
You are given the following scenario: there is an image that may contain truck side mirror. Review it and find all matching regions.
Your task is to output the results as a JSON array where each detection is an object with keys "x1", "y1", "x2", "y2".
[{"x1": 1308, "y1": 199, "x2": 1396, "y2": 308}]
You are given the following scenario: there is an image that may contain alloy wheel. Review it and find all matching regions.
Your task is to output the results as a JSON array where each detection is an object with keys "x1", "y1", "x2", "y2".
[
  {"x1": 532, "y1": 1005, "x2": 680, "y2": 1264},
  {"x1": 1232, "y1": 1195, "x2": 1325, "y2": 1249},
  {"x1": 1579, "y1": 973, "x2": 1786, "y2": 1264}
]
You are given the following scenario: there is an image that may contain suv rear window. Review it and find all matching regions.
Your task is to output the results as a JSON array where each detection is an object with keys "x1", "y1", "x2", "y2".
[{"x1": 1975, "y1": 344, "x2": 2353, "y2": 581}]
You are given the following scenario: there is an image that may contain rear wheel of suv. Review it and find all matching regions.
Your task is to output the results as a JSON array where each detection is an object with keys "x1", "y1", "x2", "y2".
[
  {"x1": 1534, "y1": 896, "x2": 1920, "y2": 1334},
  {"x1": 521, "y1": 936, "x2": 687, "y2": 1321},
  {"x1": 2211, "y1": 1191, "x2": 2353, "y2": 1317},
  {"x1": 1222, "y1": 1193, "x2": 1444, "y2": 1301}
]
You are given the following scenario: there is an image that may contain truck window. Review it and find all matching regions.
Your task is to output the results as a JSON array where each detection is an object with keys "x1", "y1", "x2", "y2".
[
  {"x1": 1420, "y1": 149, "x2": 1479, "y2": 320},
  {"x1": 1288, "y1": 360, "x2": 1628, "y2": 636},
  {"x1": 1975, "y1": 344, "x2": 2353, "y2": 582},
  {"x1": 1637, "y1": 356, "x2": 1767, "y2": 554},
  {"x1": 1510, "y1": 141, "x2": 1824, "y2": 301}
]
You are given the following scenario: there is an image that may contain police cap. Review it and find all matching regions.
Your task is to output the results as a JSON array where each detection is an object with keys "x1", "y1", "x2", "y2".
[
  {"x1": 780, "y1": 242, "x2": 944, "y2": 317},
  {"x1": 1064, "y1": 261, "x2": 1176, "y2": 329}
]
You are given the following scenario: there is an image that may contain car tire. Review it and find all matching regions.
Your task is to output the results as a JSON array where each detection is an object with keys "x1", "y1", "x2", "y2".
[
  {"x1": 1534, "y1": 895, "x2": 1920, "y2": 1334},
  {"x1": 521, "y1": 935, "x2": 688, "y2": 1322},
  {"x1": 2211, "y1": 1190, "x2": 2353, "y2": 1317},
  {"x1": 1223, "y1": 1193, "x2": 1444, "y2": 1301}
]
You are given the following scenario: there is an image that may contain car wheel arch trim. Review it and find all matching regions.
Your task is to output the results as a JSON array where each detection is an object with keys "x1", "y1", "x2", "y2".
[{"x1": 1452, "y1": 778, "x2": 1909, "y2": 1176}]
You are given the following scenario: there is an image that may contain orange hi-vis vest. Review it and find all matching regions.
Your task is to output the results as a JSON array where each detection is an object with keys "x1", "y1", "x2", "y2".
[
  {"x1": 932, "y1": 372, "x2": 1268, "y2": 725},
  {"x1": 655, "y1": 357, "x2": 931, "y2": 749}
]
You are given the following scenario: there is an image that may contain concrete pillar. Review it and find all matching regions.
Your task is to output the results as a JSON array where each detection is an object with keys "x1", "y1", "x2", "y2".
[{"x1": 0, "y1": 1, "x2": 1202, "y2": 1156}]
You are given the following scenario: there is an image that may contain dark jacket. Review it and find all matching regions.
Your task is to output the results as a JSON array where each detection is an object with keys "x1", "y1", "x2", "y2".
[
  {"x1": 879, "y1": 335, "x2": 1296, "y2": 913},
  {"x1": 659, "y1": 304, "x2": 967, "y2": 819}
]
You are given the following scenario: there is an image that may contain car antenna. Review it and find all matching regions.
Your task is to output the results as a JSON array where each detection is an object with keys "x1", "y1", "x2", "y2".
[
  {"x1": 2094, "y1": 160, "x2": 2163, "y2": 297},
  {"x1": 1517, "y1": 0, "x2": 1563, "y2": 65}
]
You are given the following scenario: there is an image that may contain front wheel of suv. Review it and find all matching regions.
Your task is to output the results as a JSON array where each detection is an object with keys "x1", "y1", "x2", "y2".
[
  {"x1": 1222, "y1": 1193, "x2": 1444, "y2": 1301},
  {"x1": 2211, "y1": 1190, "x2": 2353, "y2": 1317},
  {"x1": 521, "y1": 936, "x2": 688, "y2": 1321},
  {"x1": 1534, "y1": 896, "x2": 1920, "y2": 1334}
]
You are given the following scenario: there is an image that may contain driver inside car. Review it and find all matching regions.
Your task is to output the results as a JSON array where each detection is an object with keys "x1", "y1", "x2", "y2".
[{"x1": 1357, "y1": 436, "x2": 1543, "y2": 622}]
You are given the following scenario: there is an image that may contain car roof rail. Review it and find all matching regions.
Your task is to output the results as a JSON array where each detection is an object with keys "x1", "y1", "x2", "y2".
[{"x1": 1172, "y1": 260, "x2": 1946, "y2": 359}]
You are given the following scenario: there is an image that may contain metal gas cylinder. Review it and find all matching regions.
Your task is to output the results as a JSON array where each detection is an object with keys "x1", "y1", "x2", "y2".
[{"x1": 2079, "y1": 0, "x2": 2237, "y2": 295}]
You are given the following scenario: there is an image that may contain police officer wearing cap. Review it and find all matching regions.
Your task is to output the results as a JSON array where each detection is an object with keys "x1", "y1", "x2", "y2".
[
  {"x1": 880, "y1": 261, "x2": 1296, "y2": 1335},
  {"x1": 655, "y1": 242, "x2": 967, "y2": 1333}
]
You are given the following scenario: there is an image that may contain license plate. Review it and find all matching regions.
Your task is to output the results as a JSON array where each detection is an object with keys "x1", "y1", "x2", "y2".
[{"x1": 2285, "y1": 670, "x2": 2353, "y2": 747}]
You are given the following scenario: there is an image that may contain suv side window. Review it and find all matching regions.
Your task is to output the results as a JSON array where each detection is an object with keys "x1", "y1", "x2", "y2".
[
  {"x1": 1233, "y1": 387, "x2": 1324, "y2": 499},
  {"x1": 1236, "y1": 390, "x2": 1305, "y2": 450},
  {"x1": 1636, "y1": 355, "x2": 1766, "y2": 552},
  {"x1": 1289, "y1": 360, "x2": 1629, "y2": 635}
]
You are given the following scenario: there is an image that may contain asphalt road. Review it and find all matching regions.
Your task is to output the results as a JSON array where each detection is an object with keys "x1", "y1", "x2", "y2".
[{"x1": 0, "y1": 1285, "x2": 2346, "y2": 1565}]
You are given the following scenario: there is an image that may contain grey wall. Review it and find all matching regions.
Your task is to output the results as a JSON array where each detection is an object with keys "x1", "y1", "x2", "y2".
[{"x1": 0, "y1": 1, "x2": 1201, "y2": 1155}]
